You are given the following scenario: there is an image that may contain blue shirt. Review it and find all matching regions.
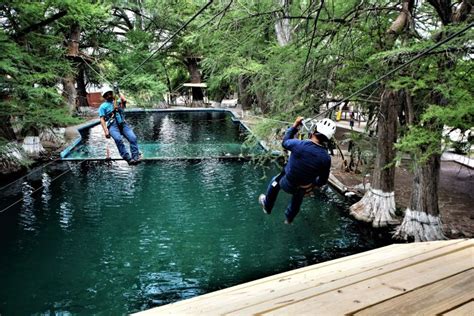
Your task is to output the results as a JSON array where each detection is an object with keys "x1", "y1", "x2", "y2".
[
  {"x1": 98, "y1": 100, "x2": 125, "y2": 126},
  {"x1": 282, "y1": 126, "x2": 331, "y2": 187}
]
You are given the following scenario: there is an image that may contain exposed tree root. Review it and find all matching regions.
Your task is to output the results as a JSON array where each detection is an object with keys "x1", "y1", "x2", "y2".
[
  {"x1": 350, "y1": 188, "x2": 400, "y2": 227},
  {"x1": 393, "y1": 208, "x2": 446, "y2": 242}
]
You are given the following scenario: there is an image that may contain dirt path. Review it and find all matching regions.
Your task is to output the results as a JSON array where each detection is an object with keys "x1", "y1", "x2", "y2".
[{"x1": 331, "y1": 127, "x2": 474, "y2": 239}]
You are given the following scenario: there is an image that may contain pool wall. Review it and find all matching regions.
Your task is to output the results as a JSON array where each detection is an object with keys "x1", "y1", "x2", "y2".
[{"x1": 60, "y1": 108, "x2": 267, "y2": 160}]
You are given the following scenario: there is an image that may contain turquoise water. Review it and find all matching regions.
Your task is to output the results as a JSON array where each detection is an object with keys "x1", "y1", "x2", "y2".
[
  {"x1": 0, "y1": 111, "x2": 391, "y2": 315},
  {"x1": 0, "y1": 161, "x2": 389, "y2": 315},
  {"x1": 64, "y1": 111, "x2": 263, "y2": 159}
]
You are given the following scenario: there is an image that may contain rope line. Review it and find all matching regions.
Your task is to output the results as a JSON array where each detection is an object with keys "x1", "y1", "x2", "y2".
[
  {"x1": 313, "y1": 21, "x2": 473, "y2": 120},
  {"x1": 244, "y1": 22, "x2": 473, "y2": 125},
  {"x1": 119, "y1": 0, "x2": 214, "y2": 84},
  {"x1": 0, "y1": 157, "x2": 62, "y2": 191},
  {"x1": 0, "y1": 160, "x2": 87, "y2": 214},
  {"x1": 80, "y1": 56, "x2": 112, "y2": 86},
  {"x1": 244, "y1": 114, "x2": 291, "y2": 125}
]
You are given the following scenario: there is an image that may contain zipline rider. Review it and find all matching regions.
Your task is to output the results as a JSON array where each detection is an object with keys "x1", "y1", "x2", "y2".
[
  {"x1": 259, "y1": 117, "x2": 336, "y2": 224},
  {"x1": 99, "y1": 86, "x2": 140, "y2": 165}
]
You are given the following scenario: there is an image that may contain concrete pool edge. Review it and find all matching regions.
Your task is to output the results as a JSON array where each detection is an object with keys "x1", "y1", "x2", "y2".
[{"x1": 59, "y1": 108, "x2": 268, "y2": 160}]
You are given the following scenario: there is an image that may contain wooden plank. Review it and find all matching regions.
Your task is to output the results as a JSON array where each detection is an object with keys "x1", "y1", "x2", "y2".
[
  {"x1": 255, "y1": 246, "x2": 472, "y2": 315},
  {"x1": 134, "y1": 239, "x2": 471, "y2": 315},
  {"x1": 135, "y1": 243, "x2": 408, "y2": 315},
  {"x1": 354, "y1": 269, "x2": 474, "y2": 315},
  {"x1": 443, "y1": 300, "x2": 474, "y2": 316},
  {"x1": 206, "y1": 240, "x2": 472, "y2": 315},
  {"x1": 138, "y1": 240, "x2": 469, "y2": 315}
]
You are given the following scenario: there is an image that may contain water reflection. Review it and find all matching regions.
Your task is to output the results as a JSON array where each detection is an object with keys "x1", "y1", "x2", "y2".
[
  {"x1": 41, "y1": 172, "x2": 51, "y2": 209},
  {"x1": 0, "y1": 145, "x2": 392, "y2": 315},
  {"x1": 137, "y1": 271, "x2": 205, "y2": 308},
  {"x1": 58, "y1": 201, "x2": 74, "y2": 231},
  {"x1": 19, "y1": 182, "x2": 36, "y2": 232},
  {"x1": 159, "y1": 115, "x2": 179, "y2": 144}
]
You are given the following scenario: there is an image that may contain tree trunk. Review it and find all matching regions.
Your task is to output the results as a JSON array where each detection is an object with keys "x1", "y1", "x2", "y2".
[
  {"x1": 393, "y1": 154, "x2": 445, "y2": 241},
  {"x1": 349, "y1": 89, "x2": 400, "y2": 227},
  {"x1": 386, "y1": 0, "x2": 414, "y2": 45},
  {"x1": 64, "y1": 23, "x2": 81, "y2": 113},
  {"x1": 393, "y1": 0, "x2": 471, "y2": 241},
  {"x1": 452, "y1": 0, "x2": 472, "y2": 23},
  {"x1": 0, "y1": 116, "x2": 17, "y2": 140},
  {"x1": 427, "y1": 0, "x2": 453, "y2": 25},
  {"x1": 191, "y1": 88, "x2": 204, "y2": 103},
  {"x1": 213, "y1": 84, "x2": 230, "y2": 103},
  {"x1": 62, "y1": 76, "x2": 77, "y2": 114},
  {"x1": 349, "y1": 0, "x2": 414, "y2": 228},
  {"x1": 76, "y1": 64, "x2": 89, "y2": 108},
  {"x1": 67, "y1": 23, "x2": 80, "y2": 57},
  {"x1": 238, "y1": 75, "x2": 255, "y2": 110},
  {"x1": 161, "y1": 62, "x2": 173, "y2": 104},
  {"x1": 256, "y1": 89, "x2": 270, "y2": 114},
  {"x1": 274, "y1": 0, "x2": 292, "y2": 46},
  {"x1": 184, "y1": 57, "x2": 204, "y2": 103}
]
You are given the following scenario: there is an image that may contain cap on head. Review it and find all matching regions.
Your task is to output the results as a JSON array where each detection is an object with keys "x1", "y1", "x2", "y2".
[{"x1": 101, "y1": 86, "x2": 113, "y2": 98}]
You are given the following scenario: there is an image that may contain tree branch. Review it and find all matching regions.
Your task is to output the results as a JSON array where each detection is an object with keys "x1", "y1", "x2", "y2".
[
  {"x1": 13, "y1": 9, "x2": 68, "y2": 40},
  {"x1": 112, "y1": 8, "x2": 134, "y2": 30},
  {"x1": 199, "y1": 0, "x2": 234, "y2": 29},
  {"x1": 303, "y1": 0, "x2": 325, "y2": 71}
]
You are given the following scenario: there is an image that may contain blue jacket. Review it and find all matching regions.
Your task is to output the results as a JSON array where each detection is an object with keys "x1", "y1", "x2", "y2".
[{"x1": 282, "y1": 126, "x2": 331, "y2": 187}]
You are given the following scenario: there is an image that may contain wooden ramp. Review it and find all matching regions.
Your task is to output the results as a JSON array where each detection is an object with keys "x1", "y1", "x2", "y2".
[{"x1": 134, "y1": 239, "x2": 474, "y2": 315}]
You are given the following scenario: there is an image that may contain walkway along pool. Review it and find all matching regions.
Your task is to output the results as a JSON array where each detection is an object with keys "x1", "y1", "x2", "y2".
[{"x1": 0, "y1": 110, "x2": 391, "y2": 315}]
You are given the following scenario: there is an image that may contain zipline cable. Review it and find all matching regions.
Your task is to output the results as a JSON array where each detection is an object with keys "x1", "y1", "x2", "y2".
[
  {"x1": 244, "y1": 113, "x2": 291, "y2": 125},
  {"x1": 119, "y1": 0, "x2": 214, "y2": 85},
  {"x1": 0, "y1": 159, "x2": 88, "y2": 214},
  {"x1": 244, "y1": 21, "x2": 473, "y2": 126},
  {"x1": 0, "y1": 157, "x2": 62, "y2": 191},
  {"x1": 80, "y1": 56, "x2": 113, "y2": 86},
  {"x1": 313, "y1": 21, "x2": 474, "y2": 119}
]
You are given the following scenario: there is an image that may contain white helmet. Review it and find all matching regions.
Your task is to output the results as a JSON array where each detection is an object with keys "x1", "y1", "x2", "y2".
[
  {"x1": 315, "y1": 118, "x2": 336, "y2": 140},
  {"x1": 101, "y1": 86, "x2": 113, "y2": 98}
]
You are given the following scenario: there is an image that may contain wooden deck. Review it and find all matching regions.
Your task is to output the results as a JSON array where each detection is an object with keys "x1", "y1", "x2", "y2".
[{"x1": 134, "y1": 239, "x2": 474, "y2": 315}]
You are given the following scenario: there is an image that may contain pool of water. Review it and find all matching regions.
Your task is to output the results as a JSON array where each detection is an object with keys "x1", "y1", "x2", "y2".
[
  {"x1": 63, "y1": 110, "x2": 263, "y2": 159},
  {"x1": 0, "y1": 161, "x2": 390, "y2": 315},
  {"x1": 0, "y1": 111, "x2": 391, "y2": 315}
]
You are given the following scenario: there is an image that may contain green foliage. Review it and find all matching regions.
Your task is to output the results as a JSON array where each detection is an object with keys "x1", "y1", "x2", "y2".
[
  {"x1": 121, "y1": 73, "x2": 168, "y2": 106},
  {"x1": 392, "y1": 53, "x2": 473, "y2": 162},
  {"x1": 0, "y1": 0, "x2": 110, "y2": 137},
  {"x1": 251, "y1": 119, "x2": 285, "y2": 140},
  {"x1": 340, "y1": 131, "x2": 376, "y2": 174},
  {"x1": 1, "y1": 0, "x2": 472, "y2": 164},
  {"x1": 395, "y1": 126, "x2": 443, "y2": 163}
]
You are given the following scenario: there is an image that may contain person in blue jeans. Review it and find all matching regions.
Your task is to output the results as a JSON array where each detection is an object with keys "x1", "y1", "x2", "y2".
[
  {"x1": 259, "y1": 117, "x2": 336, "y2": 224},
  {"x1": 99, "y1": 86, "x2": 140, "y2": 165}
]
